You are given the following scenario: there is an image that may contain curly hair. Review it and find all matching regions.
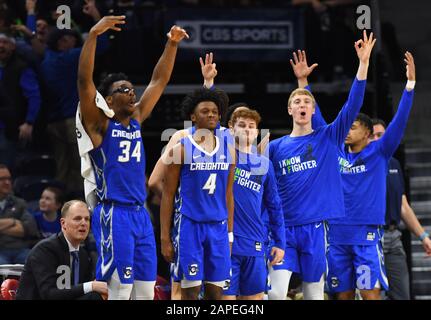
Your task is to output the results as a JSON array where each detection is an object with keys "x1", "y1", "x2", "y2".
[
  {"x1": 97, "y1": 73, "x2": 129, "y2": 98},
  {"x1": 181, "y1": 88, "x2": 225, "y2": 120}
]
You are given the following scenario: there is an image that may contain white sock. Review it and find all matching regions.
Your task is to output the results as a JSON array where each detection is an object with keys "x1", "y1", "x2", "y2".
[
  {"x1": 302, "y1": 274, "x2": 325, "y2": 300},
  {"x1": 107, "y1": 269, "x2": 133, "y2": 300},
  {"x1": 268, "y1": 268, "x2": 292, "y2": 300},
  {"x1": 130, "y1": 280, "x2": 156, "y2": 300}
]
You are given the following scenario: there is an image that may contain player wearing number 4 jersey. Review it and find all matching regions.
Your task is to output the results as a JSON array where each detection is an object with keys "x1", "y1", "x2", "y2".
[
  {"x1": 160, "y1": 88, "x2": 235, "y2": 300},
  {"x1": 77, "y1": 16, "x2": 188, "y2": 299}
]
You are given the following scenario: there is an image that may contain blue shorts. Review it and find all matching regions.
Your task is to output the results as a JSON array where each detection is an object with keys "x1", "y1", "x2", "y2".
[
  {"x1": 92, "y1": 202, "x2": 157, "y2": 284},
  {"x1": 171, "y1": 214, "x2": 231, "y2": 283},
  {"x1": 272, "y1": 221, "x2": 326, "y2": 283},
  {"x1": 224, "y1": 255, "x2": 267, "y2": 296},
  {"x1": 327, "y1": 242, "x2": 389, "y2": 293}
]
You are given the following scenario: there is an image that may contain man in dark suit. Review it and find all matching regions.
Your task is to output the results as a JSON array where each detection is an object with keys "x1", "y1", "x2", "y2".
[{"x1": 16, "y1": 200, "x2": 108, "y2": 300}]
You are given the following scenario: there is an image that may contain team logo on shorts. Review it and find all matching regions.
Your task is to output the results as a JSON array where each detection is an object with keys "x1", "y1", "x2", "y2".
[
  {"x1": 188, "y1": 264, "x2": 199, "y2": 276},
  {"x1": 223, "y1": 280, "x2": 231, "y2": 290},
  {"x1": 255, "y1": 242, "x2": 262, "y2": 252},
  {"x1": 331, "y1": 277, "x2": 339, "y2": 288},
  {"x1": 367, "y1": 232, "x2": 376, "y2": 241},
  {"x1": 123, "y1": 267, "x2": 133, "y2": 279}
]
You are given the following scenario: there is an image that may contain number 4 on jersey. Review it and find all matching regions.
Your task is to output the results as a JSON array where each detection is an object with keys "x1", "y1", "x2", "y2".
[{"x1": 203, "y1": 173, "x2": 217, "y2": 194}]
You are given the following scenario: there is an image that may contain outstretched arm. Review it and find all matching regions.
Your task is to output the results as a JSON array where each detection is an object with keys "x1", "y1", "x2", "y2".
[
  {"x1": 328, "y1": 30, "x2": 376, "y2": 145},
  {"x1": 290, "y1": 49, "x2": 327, "y2": 128},
  {"x1": 378, "y1": 51, "x2": 416, "y2": 159},
  {"x1": 134, "y1": 26, "x2": 189, "y2": 123},
  {"x1": 77, "y1": 16, "x2": 125, "y2": 146}
]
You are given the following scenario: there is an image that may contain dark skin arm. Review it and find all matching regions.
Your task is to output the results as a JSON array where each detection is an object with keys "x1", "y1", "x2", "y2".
[
  {"x1": 160, "y1": 144, "x2": 183, "y2": 263},
  {"x1": 133, "y1": 26, "x2": 189, "y2": 124},
  {"x1": 77, "y1": 15, "x2": 126, "y2": 148}
]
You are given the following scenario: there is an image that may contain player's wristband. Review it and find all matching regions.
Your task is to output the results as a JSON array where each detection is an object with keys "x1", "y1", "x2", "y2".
[
  {"x1": 228, "y1": 232, "x2": 234, "y2": 243},
  {"x1": 406, "y1": 80, "x2": 416, "y2": 90},
  {"x1": 419, "y1": 231, "x2": 429, "y2": 241}
]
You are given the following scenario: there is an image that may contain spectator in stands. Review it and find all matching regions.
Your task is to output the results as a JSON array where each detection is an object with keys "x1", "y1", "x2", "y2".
[
  {"x1": 370, "y1": 119, "x2": 431, "y2": 300},
  {"x1": 10, "y1": 0, "x2": 52, "y2": 58},
  {"x1": 41, "y1": 0, "x2": 107, "y2": 197},
  {"x1": 0, "y1": 32, "x2": 41, "y2": 169},
  {"x1": 0, "y1": 164, "x2": 39, "y2": 264},
  {"x1": 16, "y1": 200, "x2": 108, "y2": 300},
  {"x1": 33, "y1": 186, "x2": 63, "y2": 239}
]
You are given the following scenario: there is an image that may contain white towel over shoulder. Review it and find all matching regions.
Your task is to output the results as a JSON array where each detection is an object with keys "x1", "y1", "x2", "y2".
[{"x1": 76, "y1": 91, "x2": 115, "y2": 210}]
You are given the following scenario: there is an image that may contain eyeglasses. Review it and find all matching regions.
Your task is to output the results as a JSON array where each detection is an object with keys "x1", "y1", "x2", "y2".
[
  {"x1": 111, "y1": 87, "x2": 135, "y2": 95},
  {"x1": 0, "y1": 177, "x2": 12, "y2": 182}
]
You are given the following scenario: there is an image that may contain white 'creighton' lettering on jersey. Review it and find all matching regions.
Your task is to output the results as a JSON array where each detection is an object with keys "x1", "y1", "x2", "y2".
[
  {"x1": 190, "y1": 162, "x2": 229, "y2": 171},
  {"x1": 111, "y1": 129, "x2": 141, "y2": 140}
]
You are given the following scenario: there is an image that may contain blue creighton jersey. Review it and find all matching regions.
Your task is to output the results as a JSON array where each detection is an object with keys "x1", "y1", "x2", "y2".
[
  {"x1": 89, "y1": 119, "x2": 146, "y2": 205},
  {"x1": 269, "y1": 78, "x2": 366, "y2": 226},
  {"x1": 329, "y1": 89, "x2": 414, "y2": 226},
  {"x1": 232, "y1": 151, "x2": 285, "y2": 257},
  {"x1": 176, "y1": 134, "x2": 233, "y2": 222}
]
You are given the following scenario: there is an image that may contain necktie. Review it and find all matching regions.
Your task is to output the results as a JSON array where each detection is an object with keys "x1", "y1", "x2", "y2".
[{"x1": 71, "y1": 251, "x2": 79, "y2": 286}]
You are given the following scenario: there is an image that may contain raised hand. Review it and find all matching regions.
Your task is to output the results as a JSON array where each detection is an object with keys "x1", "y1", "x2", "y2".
[
  {"x1": 355, "y1": 30, "x2": 377, "y2": 63},
  {"x1": 290, "y1": 49, "x2": 318, "y2": 80},
  {"x1": 11, "y1": 24, "x2": 33, "y2": 37},
  {"x1": 200, "y1": 52, "x2": 217, "y2": 83},
  {"x1": 167, "y1": 25, "x2": 189, "y2": 43},
  {"x1": 26, "y1": 0, "x2": 37, "y2": 15},
  {"x1": 83, "y1": 0, "x2": 101, "y2": 21},
  {"x1": 404, "y1": 51, "x2": 416, "y2": 81},
  {"x1": 90, "y1": 16, "x2": 126, "y2": 36}
]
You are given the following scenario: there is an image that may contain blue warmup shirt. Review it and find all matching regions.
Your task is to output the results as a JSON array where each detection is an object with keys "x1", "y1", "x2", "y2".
[
  {"x1": 269, "y1": 78, "x2": 366, "y2": 226},
  {"x1": 89, "y1": 119, "x2": 147, "y2": 205},
  {"x1": 323, "y1": 89, "x2": 414, "y2": 227},
  {"x1": 385, "y1": 158, "x2": 405, "y2": 226},
  {"x1": 176, "y1": 134, "x2": 233, "y2": 222},
  {"x1": 232, "y1": 151, "x2": 285, "y2": 257},
  {"x1": 33, "y1": 211, "x2": 61, "y2": 239}
]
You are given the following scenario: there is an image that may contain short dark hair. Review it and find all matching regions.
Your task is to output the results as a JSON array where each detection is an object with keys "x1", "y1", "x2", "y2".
[
  {"x1": 44, "y1": 186, "x2": 64, "y2": 205},
  {"x1": 97, "y1": 73, "x2": 129, "y2": 98},
  {"x1": 181, "y1": 88, "x2": 225, "y2": 120},
  {"x1": 0, "y1": 164, "x2": 9, "y2": 170},
  {"x1": 222, "y1": 102, "x2": 250, "y2": 127},
  {"x1": 371, "y1": 118, "x2": 387, "y2": 129},
  {"x1": 61, "y1": 200, "x2": 88, "y2": 218},
  {"x1": 46, "y1": 28, "x2": 82, "y2": 51},
  {"x1": 355, "y1": 113, "x2": 373, "y2": 134}
]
